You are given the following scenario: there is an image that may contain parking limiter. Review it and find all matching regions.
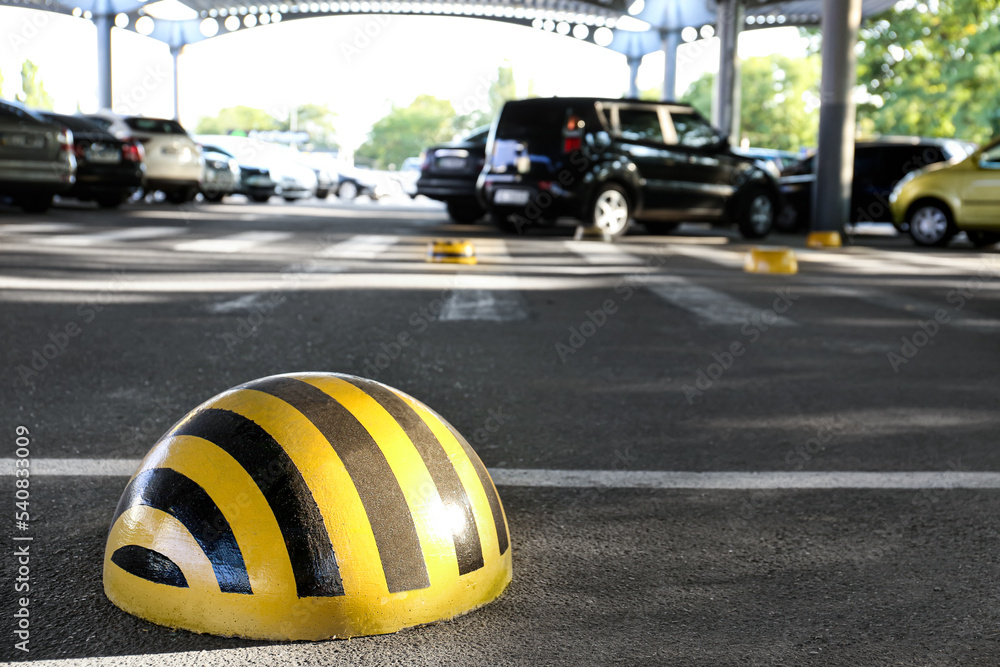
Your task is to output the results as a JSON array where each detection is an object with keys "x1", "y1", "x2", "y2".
[{"x1": 104, "y1": 372, "x2": 511, "y2": 640}]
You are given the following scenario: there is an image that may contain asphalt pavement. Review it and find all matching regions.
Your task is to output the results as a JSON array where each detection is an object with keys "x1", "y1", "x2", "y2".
[{"x1": 1, "y1": 195, "x2": 999, "y2": 665}]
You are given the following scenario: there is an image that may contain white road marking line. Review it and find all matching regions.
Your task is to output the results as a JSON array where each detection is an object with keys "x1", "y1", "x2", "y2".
[
  {"x1": 666, "y1": 243, "x2": 745, "y2": 269},
  {"x1": 564, "y1": 241, "x2": 645, "y2": 265},
  {"x1": 0, "y1": 222, "x2": 80, "y2": 234},
  {"x1": 172, "y1": 231, "x2": 290, "y2": 254},
  {"x1": 439, "y1": 289, "x2": 528, "y2": 322},
  {"x1": 819, "y1": 285, "x2": 1000, "y2": 331},
  {"x1": 645, "y1": 276, "x2": 796, "y2": 327},
  {"x1": 206, "y1": 293, "x2": 269, "y2": 314},
  {"x1": 45, "y1": 227, "x2": 187, "y2": 246},
  {"x1": 6, "y1": 459, "x2": 1000, "y2": 489},
  {"x1": 317, "y1": 234, "x2": 399, "y2": 259}
]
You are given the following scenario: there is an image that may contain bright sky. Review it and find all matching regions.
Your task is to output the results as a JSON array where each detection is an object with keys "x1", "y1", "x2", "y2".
[{"x1": 0, "y1": 5, "x2": 808, "y2": 152}]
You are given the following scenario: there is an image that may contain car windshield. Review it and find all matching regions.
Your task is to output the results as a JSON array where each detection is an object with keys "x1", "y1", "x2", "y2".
[
  {"x1": 125, "y1": 117, "x2": 189, "y2": 135},
  {"x1": 980, "y1": 143, "x2": 1000, "y2": 168}
]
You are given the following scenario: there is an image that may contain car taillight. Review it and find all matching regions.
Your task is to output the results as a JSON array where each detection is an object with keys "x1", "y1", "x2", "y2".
[
  {"x1": 564, "y1": 137, "x2": 582, "y2": 153},
  {"x1": 122, "y1": 140, "x2": 144, "y2": 162},
  {"x1": 420, "y1": 151, "x2": 433, "y2": 171},
  {"x1": 58, "y1": 127, "x2": 74, "y2": 153},
  {"x1": 563, "y1": 114, "x2": 584, "y2": 154}
]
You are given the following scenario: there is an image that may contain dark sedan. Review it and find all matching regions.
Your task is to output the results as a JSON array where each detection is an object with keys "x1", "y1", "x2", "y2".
[
  {"x1": 41, "y1": 112, "x2": 143, "y2": 209},
  {"x1": 417, "y1": 126, "x2": 489, "y2": 223},
  {"x1": 778, "y1": 137, "x2": 976, "y2": 231}
]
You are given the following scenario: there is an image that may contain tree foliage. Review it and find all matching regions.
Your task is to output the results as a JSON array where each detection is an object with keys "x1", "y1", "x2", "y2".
[
  {"x1": 677, "y1": 54, "x2": 821, "y2": 151},
  {"x1": 355, "y1": 94, "x2": 457, "y2": 170},
  {"x1": 17, "y1": 60, "x2": 53, "y2": 110},
  {"x1": 455, "y1": 64, "x2": 517, "y2": 132},
  {"x1": 195, "y1": 106, "x2": 281, "y2": 135},
  {"x1": 856, "y1": 0, "x2": 1000, "y2": 144}
]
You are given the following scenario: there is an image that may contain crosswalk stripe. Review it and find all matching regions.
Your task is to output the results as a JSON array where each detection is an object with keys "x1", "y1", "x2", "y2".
[
  {"x1": 317, "y1": 234, "x2": 399, "y2": 259},
  {"x1": 173, "y1": 231, "x2": 291, "y2": 253},
  {"x1": 645, "y1": 275, "x2": 796, "y2": 327},
  {"x1": 665, "y1": 243, "x2": 744, "y2": 268},
  {"x1": 564, "y1": 241, "x2": 645, "y2": 265},
  {"x1": 439, "y1": 289, "x2": 528, "y2": 322},
  {"x1": 818, "y1": 285, "x2": 1000, "y2": 331},
  {"x1": 0, "y1": 222, "x2": 81, "y2": 234},
  {"x1": 45, "y1": 227, "x2": 187, "y2": 246}
]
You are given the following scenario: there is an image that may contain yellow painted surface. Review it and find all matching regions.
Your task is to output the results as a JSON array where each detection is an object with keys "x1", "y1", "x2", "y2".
[
  {"x1": 104, "y1": 372, "x2": 512, "y2": 641},
  {"x1": 744, "y1": 247, "x2": 798, "y2": 275},
  {"x1": 427, "y1": 239, "x2": 477, "y2": 265},
  {"x1": 805, "y1": 231, "x2": 843, "y2": 249}
]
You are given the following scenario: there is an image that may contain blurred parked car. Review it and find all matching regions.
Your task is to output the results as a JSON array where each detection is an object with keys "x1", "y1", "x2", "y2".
[
  {"x1": 778, "y1": 137, "x2": 976, "y2": 232},
  {"x1": 417, "y1": 127, "x2": 489, "y2": 222},
  {"x1": 398, "y1": 156, "x2": 421, "y2": 198},
  {"x1": 40, "y1": 112, "x2": 143, "y2": 209},
  {"x1": 86, "y1": 113, "x2": 202, "y2": 203},
  {"x1": 0, "y1": 99, "x2": 75, "y2": 212},
  {"x1": 196, "y1": 135, "x2": 316, "y2": 202},
  {"x1": 297, "y1": 153, "x2": 337, "y2": 199},
  {"x1": 195, "y1": 137, "x2": 277, "y2": 202},
  {"x1": 334, "y1": 164, "x2": 378, "y2": 200},
  {"x1": 891, "y1": 137, "x2": 1000, "y2": 247},
  {"x1": 479, "y1": 98, "x2": 780, "y2": 239},
  {"x1": 198, "y1": 144, "x2": 240, "y2": 203}
]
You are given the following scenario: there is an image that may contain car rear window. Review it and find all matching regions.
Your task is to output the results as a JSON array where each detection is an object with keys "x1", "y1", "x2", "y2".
[
  {"x1": 496, "y1": 102, "x2": 593, "y2": 152},
  {"x1": 125, "y1": 118, "x2": 189, "y2": 135},
  {"x1": 42, "y1": 114, "x2": 110, "y2": 136}
]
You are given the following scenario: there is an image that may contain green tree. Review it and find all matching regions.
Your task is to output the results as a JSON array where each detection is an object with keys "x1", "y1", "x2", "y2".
[
  {"x1": 856, "y1": 0, "x2": 1000, "y2": 144},
  {"x1": 355, "y1": 95, "x2": 457, "y2": 170},
  {"x1": 17, "y1": 60, "x2": 53, "y2": 110},
  {"x1": 285, "y1": 104, "x2": 337, "y2": 150},
  {"x1": 455, "y1": 63, "x2": 518, "y2": 132},
  {"x1": 675, "y1": 54, "x2": 821, "y2": 151},
  {"x1": 195, "y1": 106, "x2": 281, "y2": 135}
]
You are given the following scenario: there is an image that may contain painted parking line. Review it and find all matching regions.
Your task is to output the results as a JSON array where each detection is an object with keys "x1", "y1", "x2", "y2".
[
  {"x1": 45, "y1": 226, "x2": 188, "y2": 246},
  {"x1": 439, "y1": 288, "x2": 528, "y2": 322},
  {"x1": 172, "y1": 231, "x2": 291, "y2": 253},
  {"x1": 564, "y1": 241, "x2": 646, "y2": 265},
  {"x1": 317, "y1": 234, "x2": 399, "y2": 259},
  {"x1": 5, "y1": 459, "x2": 1000, "y2": 489},
  {"x1": 0, "y1": 222, "x2": 81, "y2": 234},
  {"x1": 645, "y1": 275, "x2": 796, "y2": 327}
]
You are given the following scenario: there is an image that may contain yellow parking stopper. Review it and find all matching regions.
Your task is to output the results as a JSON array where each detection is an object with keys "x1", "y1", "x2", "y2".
[
  {"x1": 806, "y1": 231, "x2": 843, "y2": 248},
  {"x1": 428, "y1": 239, "x2": 477, "y2": 264},
  {"x1": 573, "y1": 225, "x2": 612, "y2": 242},
  {"x1": 744, "y1": 246, "x2": 798, "y2": 275},
  {"x1": 104, "y1": 372, "x2": 511, "y2": 641}
]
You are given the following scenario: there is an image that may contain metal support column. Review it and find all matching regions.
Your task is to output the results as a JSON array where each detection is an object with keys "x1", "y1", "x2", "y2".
[
  {"x1": 171, "y1": 46, "x2": 182, "y2": 121},
  {"x1": 661, "y1": 29, "x2": 681, "y2": 102},
  {"x1": 812, "y1": 0, "x2": 862, "y2": 232},
  {"x1": 627, "y1": 56, "x2": 641, "y2": 98},
  {"x1": 95, "y1": 12, "x2": 113, "y2": 110},
  {"x1": 713, "y1": 0, "x2": 743, "y2": 143}
]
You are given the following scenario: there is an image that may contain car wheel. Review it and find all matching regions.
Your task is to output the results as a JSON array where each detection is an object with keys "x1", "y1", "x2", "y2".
[
  {"x1": 250, "y1": 194, "x2": 271, "y2": 203},
  {"x1": 590, "y1": 184, "x2": 631, "y2": 238},
  {"x1": 489, "y1": 206, "x2": 527, "y2": 235},
  {"x1": 966, "y1": 230, "x2": 1000, "y2": 248},
  {"x1": 338, "y1": 181, "x2": 359, "y2": 200},
  {"x1": 738, "y1": 189, "x2": 776, "y2": 239},
  {"x1": 19, "y1": 195, "x2": 53, "y2": 213},
  {"x1": 446, "y1": 198, "x2": 485, "y2": 224},
  {"x1": 202, "y1": 192, "x2": 225, "y2": 203},
  {"x1": 642, "y1": 221, "x2": 679, "y2": 235},
  {"x1": 96, "y1": 195, "x2": 124, "y2": 209},
  {"x1": 283, "y1": 196, "x2": 298, "y2": 203},
  {"x1": 908, "y1": 202, "x2": 955, "y2": 247},
  {"x1": 166, "y1": 188, "x2": 195, "y2": 204},
  {"x1": 316, "y1": 189, "x2": 330, "y2": 200}
]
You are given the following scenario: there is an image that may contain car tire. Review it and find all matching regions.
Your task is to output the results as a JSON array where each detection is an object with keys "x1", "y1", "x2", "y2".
[
  {"x1": 489, "y1": 206, "x2": 526, "y2": 235},
  {"x1": 642, "y1": 221, "x2": 679, "y2": 235},
  {"x1": 166, "y1": 187, "x2": 195, "y2": 204},
  {"x1": 316, "y1": 189, "x2": 330, "y2": 200},
  {"x1": 738, "y1": 188, "x2": 776, "y2": 239},
  {"x1": 250, "y1": 194, "x2": 271, "y2": 203},
  {"x1": 202, "y1": 192, "x2": 225, "y2": 203},
  {"x1": 589, "y1": 184, "x2": 632, "y2": 239},
  {"x1": 283, "y1": 196, "x2": 298, "y2": 203},
  {"x1": 966, "y1": 230, "x2": 1000, "y2": 248},
  {"x1": 907, "y1": 201, "x2": 956, "y2": 247},
  {"x1": 96, "y1": 195, "x2": 124, "y2": 209},
  {"x1": 19, "y1": 195, "x2": 53, "y2": 213},
  {"x1": 338, "y1": 181, "x2": 359, "y2": 201},
  {"x1": 446, "y1": 198, "x2": 485, "y2": 224}
]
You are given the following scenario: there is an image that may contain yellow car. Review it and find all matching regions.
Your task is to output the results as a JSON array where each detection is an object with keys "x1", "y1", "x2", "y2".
[{"x1": 891, "y1": 137, "x2": 1000, "y2": 247}]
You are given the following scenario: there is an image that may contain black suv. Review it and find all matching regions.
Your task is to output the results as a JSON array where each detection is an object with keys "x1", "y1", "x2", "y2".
[
  {"x1": 417, "y1": 126, "x2": 489, "y2": 223},
  {"x1": 477, "y1": 97, "x2": 781, "y2": 238},
  {"x1": 778, "y1": 137, "x2": 977, "y2": 231}
]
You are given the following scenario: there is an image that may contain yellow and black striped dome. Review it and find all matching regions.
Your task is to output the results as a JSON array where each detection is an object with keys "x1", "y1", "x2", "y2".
[{"x1": 103, "y1": 372, "x2": 511, "y2": 640}]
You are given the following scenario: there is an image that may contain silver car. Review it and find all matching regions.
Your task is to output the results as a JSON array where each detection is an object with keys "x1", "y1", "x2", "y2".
[{"x1": 0, "y1": 99, "x2": 76, "y2": 212}]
